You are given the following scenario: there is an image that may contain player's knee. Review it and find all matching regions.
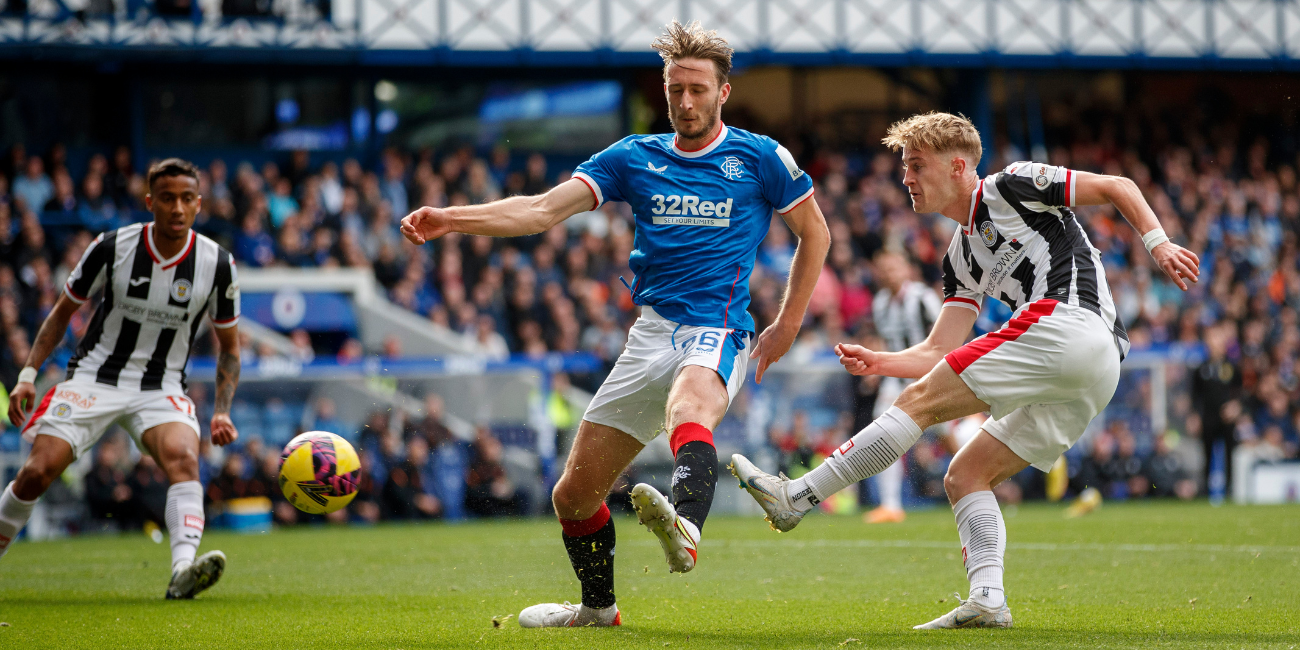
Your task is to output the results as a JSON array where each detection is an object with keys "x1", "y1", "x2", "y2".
[
  {"x1": 156, "y1": 440, "x2": 199, "y2": 482},
  {"x1": 551, "y1": 479, "x2": 598, "y2": 521},
  {"x1": 894, "y1": 381, "x2": 936, "y2": 421},
  {"x1": 943, "y1": 465, "x2": 983, "y2": 503},
  {"x1": 14, "y1": 460, "x2": 60, "y2": 499}
]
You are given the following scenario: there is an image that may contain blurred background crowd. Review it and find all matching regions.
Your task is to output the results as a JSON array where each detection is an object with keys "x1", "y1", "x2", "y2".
[{"x1": 2, "y1": 74, "x2": 1299, "y2": 531}]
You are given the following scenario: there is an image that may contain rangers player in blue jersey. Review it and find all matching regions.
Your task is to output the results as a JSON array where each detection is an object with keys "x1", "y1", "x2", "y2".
[{"x1": 400, "y1": 20, "x2": 829, "y2": 628}]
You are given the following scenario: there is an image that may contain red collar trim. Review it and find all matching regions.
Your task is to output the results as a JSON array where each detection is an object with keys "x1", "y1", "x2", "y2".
[
  {"x1": 146, "y1": 223, "x2": 196, "y2": 270},
  {"x1": 672, "y1": 122, "x2": 727, "y2": 157}
]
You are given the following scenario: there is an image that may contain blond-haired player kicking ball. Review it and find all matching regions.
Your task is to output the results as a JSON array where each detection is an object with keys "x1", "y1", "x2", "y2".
[{"x1": 732, "y1": 112, "x2": 1199, "y2": 629}]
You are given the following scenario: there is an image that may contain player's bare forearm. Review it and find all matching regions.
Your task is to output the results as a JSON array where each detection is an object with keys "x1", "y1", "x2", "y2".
[
  {"x1": 1072, "y1": 172, "x2": 1160, "y2": 235},
  {"x1": 1072, "y1": 171, "x2": 1200, "y2": 290},
  {"x1": 449, "y1": 194, "x2": 563, "y2": 237},
  {"x1": 213, "y1": 326, "x2": 241, "y2": 415},
  {"x1": 402, "y1": 179, "x2": 595, "y2": 244},
  {"x1": 840, "y1": 306, "x2": 975, "y2": 379},
  {"x1": 774, "y1": 198, "x2": 831, "y2": 328},
  {"x1": 23, "y1": 293, "x2": 81, "y2": 374}
]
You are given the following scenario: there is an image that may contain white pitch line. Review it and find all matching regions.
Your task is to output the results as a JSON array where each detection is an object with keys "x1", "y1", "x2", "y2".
[
  {"x1": 710, "y1": 538, "x2": 1300, "y2": 554},
  {"x1": 525, "y1": 537, "x2": 1300, "y2": 554}
]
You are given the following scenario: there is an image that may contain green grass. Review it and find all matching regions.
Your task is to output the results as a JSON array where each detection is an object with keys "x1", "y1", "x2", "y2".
[{"x1": 1, "y1": 501, "x2": 1298, "y2": 649}]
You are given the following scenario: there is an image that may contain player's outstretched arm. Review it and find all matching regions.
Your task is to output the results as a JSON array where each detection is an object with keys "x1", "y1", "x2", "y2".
[
  {"x1": 210, "y1": 324, "x2": 241, "y2": 447},
  {"x1": 1072, "y1": 171, "x2": 1200, "y2": 291},
  {"x1": 836, "y1": 306, "x2": 977, "y2": 380},
  {"x1": 750, "y1": 197, "x2": 831, "y2": 383},
  {"x1": 400, "y1": 179, "x2": 596, "y2": 245},
  {"x1": 6, "y1": 292, "x2": 81, "y2": 427}
]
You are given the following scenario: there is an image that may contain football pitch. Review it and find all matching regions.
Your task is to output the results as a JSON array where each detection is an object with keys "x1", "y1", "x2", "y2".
[{"x1": 1, "y1": 501, "x2": 1297, "y2": 649}]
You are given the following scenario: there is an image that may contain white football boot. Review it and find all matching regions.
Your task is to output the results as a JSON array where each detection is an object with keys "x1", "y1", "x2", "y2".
[
  {"x1": 728, "y1": 454, "x2": 806, "y2": 532},
  {"x1": 165, "y1": 550, "x2": 226, "y2": 599},
  {"x1": 913, "y1": 593, "x2": 1013, "y2": 629},
  {"x1": 518, "y1": 602, "x2": 621, "y2": 628},
  {"x1": 629, "y1": 483, "x2": 699, "y2": 573}
]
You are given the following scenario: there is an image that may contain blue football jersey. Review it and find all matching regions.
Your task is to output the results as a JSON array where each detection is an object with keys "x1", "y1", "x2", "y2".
[{"x1": 573, "y1": 124, "x2": 814, "y2": 334}]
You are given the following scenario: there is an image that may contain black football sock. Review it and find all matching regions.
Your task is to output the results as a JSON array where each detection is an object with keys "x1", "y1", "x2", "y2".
[
  {"x1": 669, "y1": 423, "x2": 717, "y2": 532},
  {"x1": 559, "y1": 503, "x2": 616, "y2": 609}
]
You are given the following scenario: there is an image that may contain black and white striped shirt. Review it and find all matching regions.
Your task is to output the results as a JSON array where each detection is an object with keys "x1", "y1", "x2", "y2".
[
  {"x1": 940, "y1": 161, "x2": 1129, "y2": 359},
  {"x1": 63, "y1": 222, "x2": 240, "y2": 392},
  {"x1": 873, "y1": 281, "x2": 941, "y2": 353}
]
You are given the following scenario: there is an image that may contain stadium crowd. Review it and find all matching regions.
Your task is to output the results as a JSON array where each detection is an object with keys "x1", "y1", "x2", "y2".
[{"x1": 2, "y1": 94, "x2": 1299, "y2": 529}]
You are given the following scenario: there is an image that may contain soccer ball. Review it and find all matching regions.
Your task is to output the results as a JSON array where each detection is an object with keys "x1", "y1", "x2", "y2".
[{"x1": 278, "y1": 431, "x2": 361, "y2": 515}]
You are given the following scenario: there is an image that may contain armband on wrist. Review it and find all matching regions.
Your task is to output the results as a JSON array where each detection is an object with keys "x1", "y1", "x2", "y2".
[
  {"x1": 1142, "y1": 228, "x2": 1170, "y2": 254},
  {"x1": 18, "y1": 366, "x2": 37, "y2": 385}
]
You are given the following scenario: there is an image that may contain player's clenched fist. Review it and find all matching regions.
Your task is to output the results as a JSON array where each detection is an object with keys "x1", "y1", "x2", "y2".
[
  {"x1": 400, "y1": 206, "x2": 454, "y2": 245},
  {"x1": 210, "y1": 412, "x2": 239, "y2": 447},
  {"x1": 835, "y1": 343, "x2": 882, "y2": 376}
]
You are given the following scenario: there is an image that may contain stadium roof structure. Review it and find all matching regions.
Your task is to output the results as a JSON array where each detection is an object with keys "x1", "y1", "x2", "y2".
[{"x1": 1, "y1": 0, "x2": 1298, "y2": 69}]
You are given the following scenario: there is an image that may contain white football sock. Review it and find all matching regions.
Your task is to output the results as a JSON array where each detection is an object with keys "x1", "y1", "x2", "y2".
[
  {"x1": 954, "y1": 491, "x2": 1006, "y2": 609},
  {"x1": 877, "y1": 459, "x2": 904, "y2": 510},
  {"x1": 787, "y1": 407, "x2": 922, "y2": 511},
  {"x1": 165, "y1": 481, "x2": 205, "y2": 570},
  {"x1": 0, "y1": 482, "x2": 37, "y2": 560}
]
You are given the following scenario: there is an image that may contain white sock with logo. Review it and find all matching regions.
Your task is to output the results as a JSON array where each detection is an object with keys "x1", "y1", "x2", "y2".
[
  {"x1": 165, "y1": 481, "x2": 205, "y2": 571},
  {"x1": 877, "y1": 459, "x2": 905, "y2": 511},
  {"x1": 954, "y1": 491, "x2": 1006, "y2": 609},
  {"x1": 0, "y1": 482, "x2": 38, "y2": 561},
  {"x1": 786, "y1": 407, "x2": 923, "y2": 511}
]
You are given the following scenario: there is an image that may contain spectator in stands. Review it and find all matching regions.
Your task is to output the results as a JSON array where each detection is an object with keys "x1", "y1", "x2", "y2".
[
  {"x1": 84, "y1": 436, "x2": 134, "y2": 528},
  {"x1": 43, "y1": 170, "x2": 76, "y2": 214},
  {"x1": 1145, "y1": 431, "x2": 1195, "y2": 499},
  {"x1": 382, "y1": 436, "x2": 441, "y2": 519},
  {"x1": 408, "y1": 393, "x2": 453, "y2": 450},
  {"x1": 304, "y1": 397, "x2": 347, "y2": 439},
  {"x1": 288, "y1": 329, "x2": 315, "y2": 362},
  {"x1": 466, "y1": 314, "x2": 509, "y2": 360},
  {"x1": 267, "y1": 178, "x2": 298, "y2": 228},
  {"x1": 1191, "y1": 324, "x2": 1243, "y2": 489},
  {"x1": 206, "y1": 453, "x2": 252, "y2": 508},
  {"x1": 128, "y1": 454, "x2": 170, "y2": 527},
  {"x1": 349, "y1": 450, "x2": 382, "y2": 523},
  {"x1": 106, "y1": 145, "x2": 137, "y2": 208},
  {"x1": 12, "y1": 155, "x2": 51, "y2": 211},
  {"x1": 234, "y1": 197, "x2": 272, "y2": 262},
  {"x1": 464, "y1": 426, "x2": 523, "y2": 517},
  {"x1": 78, "y1": 173, "x2": 118, "y2": 228}
]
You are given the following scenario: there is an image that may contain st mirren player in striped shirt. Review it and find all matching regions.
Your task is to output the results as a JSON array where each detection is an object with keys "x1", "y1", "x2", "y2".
[
  {"x1": 2, "y1": 159, "x2": 241, "y2": 600},
  {"x1": 731, "y1": 112, "x2": 1200, "y2": 630}
]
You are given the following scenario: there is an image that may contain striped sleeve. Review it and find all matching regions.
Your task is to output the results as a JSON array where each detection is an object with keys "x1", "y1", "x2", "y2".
[
  {"x1": 998, "y1": 161, "x2": 1075, "y2": 208},
  {"x1": 211, "y1": 248, "x2": 240, "y2": 328},
  {"x1": 941, "y1": 253, "x2": 983, "y2": 313},
  {"x1": 64, "y1": 230, "x2": 117, "y2": 304}
]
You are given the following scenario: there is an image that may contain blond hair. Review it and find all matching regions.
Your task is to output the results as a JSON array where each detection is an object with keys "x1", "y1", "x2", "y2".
[
  {"x1": 882, "y1": 111, "x2": 982, "y2": 166},
  {"x1": 651, "y1": 20, "x2": 734, "y2": 85}
]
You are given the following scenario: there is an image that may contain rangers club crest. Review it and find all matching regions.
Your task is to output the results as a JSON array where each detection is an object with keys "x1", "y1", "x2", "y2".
[
  {"x1": 171, "y1": 278, "x2": 193, "y2": 303},
  {"x1": 979, "y1": 221, "x2": 999, "y2": 248},
  {"x1": 720, "y1": 156, "x2": 744, "y2": 180}
]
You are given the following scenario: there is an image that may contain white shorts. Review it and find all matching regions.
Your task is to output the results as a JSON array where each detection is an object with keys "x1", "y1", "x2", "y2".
[
  {"x1": 21, "y1": 380, "x2": 201, "y2": 459},
  {"x1": 583, "y1": 307, "x2": 750, "y2": 444},
  {"x1": 944, "y1": 300, "x2": 1121, "y2": 472}
]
